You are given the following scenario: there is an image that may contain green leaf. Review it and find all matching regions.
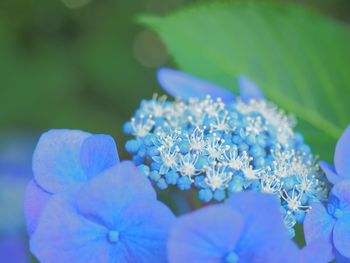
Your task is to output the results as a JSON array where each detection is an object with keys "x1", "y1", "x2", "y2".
[{"x1": 139, "y1": 1, "x2": 350, "y2": 160}]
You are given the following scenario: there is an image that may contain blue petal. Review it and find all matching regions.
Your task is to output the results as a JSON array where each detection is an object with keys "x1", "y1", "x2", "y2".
[
  {"x1": 111, "y1": 199, "x2": 175, "y2": 263},
  {"x1": 226, "y1": 192, "x2": 298, "y2": 263},
  {"x1": 77, "y1": 161, "x2": 156, "y2": 228},
  {"x1": 334, "y1": 125, "x2": 350, "y2": 178},
  {"x1": 236, "y1": 228, "x2": 299, "y2": 263},
  {"x1": 331, "y1": 180, "x2": 350, "y2": 212},
  {"x1": 24, "y1": 180, "x2": 51, "y2": 236},
  {"x1": 237, "y1": 76, "x2": 265, "y2": 102},
  {"x1": 225, "y1": 192, "x2": 283, "y2": 227},
  {"x1": 303, "y1": 201, "x2": 336, "y2": 244},
  {"x1": 335, "y1": 251, "x2": 350, "y2": 263},
  {"x1": 167, "y1": 204, "x2": 244, "y2": 263},
  {"x1": 333, "y1": 214, "x2": 350, "y2": 258},
  {"x1": 80, "y1": 134, "x2": 119, "y2": 179},
  {"x1": 301, "y1": 239, "x2": 334, "y2": 263},
  {"x1": 32, "y1": 129, "x2": 91, "y2": 193},
  {"x1": 157, "y1": 68, "x2": 235, "y2": 103},
  {"x1": 319, "y1": 160, "x2": 342, "y2": 185},
  {"x1": 30, "y1": 186, "x2": 113, "y2": 263}
]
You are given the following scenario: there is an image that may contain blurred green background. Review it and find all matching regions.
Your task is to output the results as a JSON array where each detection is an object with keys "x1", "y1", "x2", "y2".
[
  {"x1": 1, "y1": 0, "x2": 350, "y2": 156},
  {"x1": 0, "y1": 0, "x2": 349, "y2": 262}
]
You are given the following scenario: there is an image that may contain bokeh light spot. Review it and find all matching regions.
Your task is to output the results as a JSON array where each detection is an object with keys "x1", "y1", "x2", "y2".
[
  {"x1": 61, "y1": 0, "x2": 92, "y2": 9},
  {"x1": 133, "y1": 30, "x2": 169, "y2": 68}
]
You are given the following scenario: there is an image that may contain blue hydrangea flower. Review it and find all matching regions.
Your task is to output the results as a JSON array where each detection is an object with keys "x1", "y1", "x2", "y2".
[
  {"x1": 30, "y1": 161, "x2": 175, "y2": 263},
  {"x1": 304, "y1": 180, "x2": 350, "y2": 261},
  {"x1": 319, "y1": 125, "x2": 350, "y2": 184},
  {"x1": 167, "y1": 191, "x2": 329, "y2": 263},
  {"x1": 24, "y1": 129, "x2": 119, "y2": 235},
  {"x1": 124, "y1": 69, "x2": 328, "y2": 236}
]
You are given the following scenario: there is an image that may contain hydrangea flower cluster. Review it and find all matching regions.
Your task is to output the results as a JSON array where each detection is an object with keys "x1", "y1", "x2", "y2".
[
  {"x1": 124, "y1": 68, "x2": 328, "y2": 236},
  {"x1": 22, "y1": 69, "x2": 349, "y2": 263}
]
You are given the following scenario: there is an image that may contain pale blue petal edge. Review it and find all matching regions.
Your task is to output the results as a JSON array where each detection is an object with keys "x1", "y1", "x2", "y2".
[
  {"x1": 115, "y1": 199, "x2": 175, "y2": 263},
  {"x1": 24, "y1": 180, "x2": 51, "y2": 236},
  {"x1": 333, "y1": 214, "x2": 350, "y2": 259},
  {"x1": 32, "y1": 129, "x2": 91, "y2": 193},
  {"x1": 157, "y1": 68, "x2": 235, "y2": 103},
  {"x1": 335, "y1": 251, "x2": 350, "y2": 263},
  {"x1": 319, "y1": 160, "x2": 342, "y2": 185},
  {"x1": 237, "y1": 75, "x2": 265, "y2": 102},
  {"x1": 334, "y1": 125, "x2": 350, "y2": 178},
  {"x1": 167, "y1": 204, "x2": 243, "y2": 263},
  {"x1": 331, "y1": 180, "x2": 350, "y2": 212},
  {"x1": 30, "y1": 186, "x2": 111, "y2": 263},
  {"x1": 226, "y1": 192, "x2": 296, "y2": 263},
  {"x1": 80, "y1": 134, "x2": 120, "y2": 180},
  {"x1": 301, "y1": 239, "x2": 334, "y2": 263},
  {"x1": 303, "y1": 201, "x2": 336, "y2": 245},
  {"x1": 77, "y1": 161, "x2": 156, "y2": 228}
]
